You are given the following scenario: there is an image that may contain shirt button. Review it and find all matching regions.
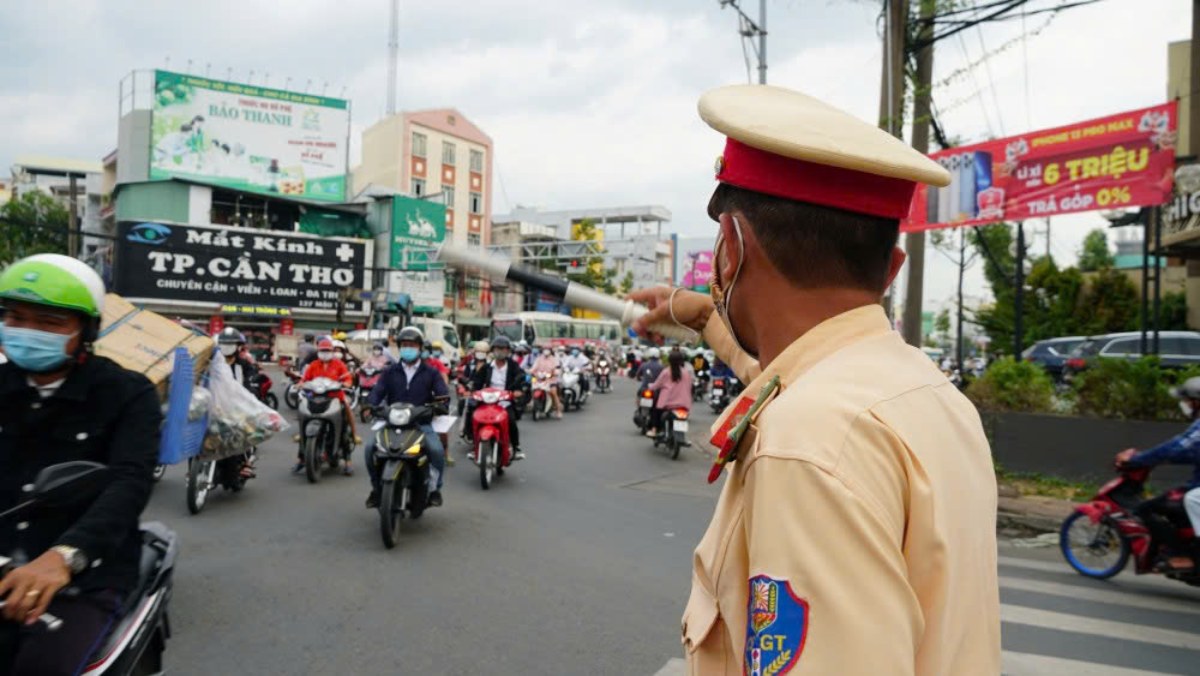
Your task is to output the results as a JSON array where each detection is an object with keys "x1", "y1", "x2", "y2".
[
  {"x1": 30, "y1": 402, "x2": 41, "y2": 410},
  {"x1": 21, "y1": 483, "x2": 33, "y2": 493},
  {"x1": 76, "y1": 432, "x2": 88, "y2": 441},
  {"x1": 16, "y1": 521, "x2": 28, "y2": 531}
]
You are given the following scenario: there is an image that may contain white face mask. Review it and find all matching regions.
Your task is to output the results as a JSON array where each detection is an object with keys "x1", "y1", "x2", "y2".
[
  {"x1": 1181, "y1": 401, "x2": 1195, "y2": 418},
  {"x1": 219, "y1": 344, "x2": 238, "y2": 357},
  {"x1": 318, "y1": 351, "x2": 333, "y2": 362},
  {"x1": 373, "y1": 348, "x2": 383, "y2": 356},
  {"x1": 475, "y1": 352, "x2": 486, "y2": 360}
]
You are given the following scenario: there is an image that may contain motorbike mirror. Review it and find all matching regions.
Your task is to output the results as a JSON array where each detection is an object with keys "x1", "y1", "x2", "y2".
[{"x1": 32, "y1": 461, "x2": 112, "y2": 508}]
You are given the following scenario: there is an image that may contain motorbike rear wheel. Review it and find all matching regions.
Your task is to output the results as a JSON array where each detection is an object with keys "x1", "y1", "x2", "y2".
[
  {"x1": 152, "y1": 464, "x2": 167, "y2": 482},
  {"x1": 263, "y1": 392, "x2": 278, "y2": 410},
  {"x1": 480, "y1": 440, "x2": 497, "y2": 490},
  {"x1": 304, "y1": 434, "x2": 323, "y2": 484},
  {"x1": 1060, "y1": 511, "x2": 1130, "y2": 579},
  {"x1": 669, "y1": 429, "x2": 681, "y2": 460},
  {"x1": 285, "y1": 387, "x2": 300, "y2": 410},
  {"x1": 380, "y1": 477, "x2": 403, "y2": 549},
  {"x1": 186, "y1": 458, "x2": 216, "y2": 514}
]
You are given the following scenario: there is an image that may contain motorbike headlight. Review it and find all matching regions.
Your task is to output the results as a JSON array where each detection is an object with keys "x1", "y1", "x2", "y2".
[
  {"x1": 482, "y1": 391, "x2": 501, "y2": 404},
  {"x1": 388, "y1": 407, "x2": 413, "y2": 427}
]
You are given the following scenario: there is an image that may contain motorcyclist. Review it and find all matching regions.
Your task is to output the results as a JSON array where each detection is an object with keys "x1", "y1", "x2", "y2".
[
  {"x1": 365, "y1": 326, "x2": 450, "y2": 508},
  {"x1": 647, "y1": 348, "x2": 694, "y2": 438},
  {"x1": 1119, "y1": 376, "x2": 1200, "y2": 569},
  {"x1": 364, "y1": 341, "x2": 395, "y2": 370},
  {"x1": 431, "y1": 340, "x2": 451, "y2": 370},
  {"x1": 530, "y1": 347, "x2": 564, "y2": 419},
  {"x1": 514, "y1": 341, "x2": 531, "y2": 370},
  {"x1": 332, "y1": 339, "x2": 359, "y2": 372},
  {"x1": 469, "y1": 336, "x2": 526, "y2": 461},
  {"x1": 295, "y1": 333, "x2": 317, "y2": 367},
  {"x1": 0, "y1": 254, "x2": 161, "y2": 675},
  {"x1": 690, "y1": 348, "x2": 711, "y2": 375},
  {"x1": 295, "y1": 338, "x2": 357, "y2": 476},
  {"x1": 563, "y1": 346, "x2": 591, "y2": 398},
  {"x1": 457, "y1": 340, "x2": 489, "y2": 418},
  {"x1": 636, "y1": 347, "x2": 664, "y2": 387},
  {"x1": 217, "y1": 328, "x2": 258, "y2": 479}
]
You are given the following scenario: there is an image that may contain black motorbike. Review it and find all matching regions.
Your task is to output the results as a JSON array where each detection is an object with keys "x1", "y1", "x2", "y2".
[
  {"x1": 370, "y1": 402, "x2": 442, "y2": 549},
  {"x1": 692, "y1": 369, "x2": 709, "y2": 402},
  {"x1": 594, "y1": 359, "x2": 613, "y2": 393},
  {"x1": 0, "y1": 462, "x2": 178, "y2": 675},
  {"x1": 709, "y1": 375, "x2": 741, "y2": 413}
]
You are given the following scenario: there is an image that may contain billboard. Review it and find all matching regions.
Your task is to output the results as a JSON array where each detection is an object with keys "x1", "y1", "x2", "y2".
[
  {"x1": 905, "y1": 102, "x2": 1178, "y2": 232},
  {"x1": 114, "y1": 222, "x2": 370, "y2": 315},
  {"x1": 390, "y1": 195, "x2": 447, "y2": 270},
  {"x1": 681, "y1": 249, "x2": 713, "y2": 292},
  {"x1": 150, "y1": 70, "x2": 349, "y2": 202}
]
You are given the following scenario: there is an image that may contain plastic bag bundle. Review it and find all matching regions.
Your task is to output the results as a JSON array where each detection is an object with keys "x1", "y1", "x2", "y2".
[
  {"x1": 203, "y1": 357, "x2": 289, "y2": 457},
  {"x1": 188, "y1": 387, "x2": 213, "y2": 422}
]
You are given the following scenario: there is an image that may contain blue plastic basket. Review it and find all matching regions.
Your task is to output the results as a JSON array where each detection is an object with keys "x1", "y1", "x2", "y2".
[{"x1": 158, "y1": 347, "x2": 210, "y2": 465}]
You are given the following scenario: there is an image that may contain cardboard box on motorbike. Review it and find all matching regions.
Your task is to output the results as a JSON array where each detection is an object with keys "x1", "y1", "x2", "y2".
[{"x1": 95, "y1": 294, "x2": 214, "y2": 402}]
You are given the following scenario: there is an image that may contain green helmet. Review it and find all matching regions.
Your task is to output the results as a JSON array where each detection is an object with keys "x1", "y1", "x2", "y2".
[{"x1": 0, "y1": 254, "x2": 106, "y2": 318}]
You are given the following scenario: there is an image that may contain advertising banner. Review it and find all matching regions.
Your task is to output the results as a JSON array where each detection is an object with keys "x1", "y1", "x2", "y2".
[
  {"x1": 150, "y1": 70, "x2": 349, "y2": 202},
  {"x1": 1162, "y1": 161, "x2": 1200, "y2": 248},
  {"x1": 387, "y1": 269, "x2": 446, "y2": 314},
  {"x1": 114, "y1": 222, "x2": 370, "y2": 315},
  {"x1": 390, "y1": 196, "x2": 447, "y2": 270},
  {"x1": 681, "y1": 249, "x2": 713, "y2": 292},
  {"x1": 904, "y1": 102, "x2": 1178, "y2": 233}
]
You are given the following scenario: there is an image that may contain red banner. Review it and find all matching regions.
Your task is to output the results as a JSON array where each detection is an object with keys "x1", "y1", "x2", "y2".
[{"x1": 903, "y1": 102, "x2": 1178, "y2": 232}]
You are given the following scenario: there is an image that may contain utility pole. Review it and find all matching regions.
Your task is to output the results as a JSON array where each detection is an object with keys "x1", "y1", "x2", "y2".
[
  {"x1": 718, "y1": 0, "x2": 767, "y2": 84},
  {"x1": 900, "y1": 0, "x2": 935, "y2": 347},
  {"x1": 878, "y1": 0, "x2": 908, "y2": 320},
  {"x1": 757, "y1": 0, "x2": 767, "y2": 84},
  {"x1": 957, "y1": 227, "x2": 966, "y2": 370},
  {"x1": 386, "y1": 0, "x2": 399, "y2": 116}
]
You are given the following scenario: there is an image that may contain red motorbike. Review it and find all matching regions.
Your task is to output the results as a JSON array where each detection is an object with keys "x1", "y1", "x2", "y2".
[
  {"x1": 471, "y1": 387, "x2": 514, "y2": 490},
  {"x1": 1060, "y1": 449, "x2": 1199, "y2": 586},
  {"x1": 251, "y1": 372, "x2": 276, "y2": 410},
  {"x1": 356, "y1": 365, "x2": 384, "y2": 422}
]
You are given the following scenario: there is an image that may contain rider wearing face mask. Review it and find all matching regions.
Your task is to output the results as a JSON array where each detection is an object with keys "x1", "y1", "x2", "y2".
[
  {"x1": 364, "y1": 327, "x2": 450, "y2": 508},
  {"x1": 216, "y1": 328, "x2": 258, "y2": 480},
  {"x1": 296, "y1": 338, "x2": 357, "y2": 475},
  {"x1": 0, "y1": 255, "x2": 161, "y2": 675},
  {"x1": 469, "y1": 336, "x2": 526, "y2": 461},
  {"x1": 563, "y1": 347, "x2": 591, "y2": 398},
  {"x1": 628, "y1": 85, "x2": 999, "y2": 674}
]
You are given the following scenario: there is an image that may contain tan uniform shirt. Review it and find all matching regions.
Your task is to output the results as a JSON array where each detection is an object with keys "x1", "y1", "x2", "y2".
[{"x1": 683, "y1": 305, "x2": 1000, "y2": 675}]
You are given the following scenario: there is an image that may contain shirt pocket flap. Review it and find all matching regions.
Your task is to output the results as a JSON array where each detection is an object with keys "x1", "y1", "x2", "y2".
[{"x1": 681, "y1": 577, "x2": 720, "y2": 653}]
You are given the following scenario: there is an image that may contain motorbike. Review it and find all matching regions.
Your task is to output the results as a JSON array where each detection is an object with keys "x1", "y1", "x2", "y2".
[
  {"x1": 297, "y1": 378, "x2": 354, "y2": 484},
  {"x1": 370, "y1": 402, "x2": 438, "y2": 549},
  {"x1": 185, "y1": 448, "x2": 256, "y2": 515},
  {"x1": 1060, "y1": 450, "x2": 1199, "y2": 586},
  {"x1": 251, "y1": 372, "x2": 276, "y2": 410},
  {"x1": 594, "y1": 359, "x2": 613, "y2": 393},
  {"x1": 709, "y1": 375, "x2": 740, "y2": 414},
  {"x1": 652, "y1": 407, "x2": 690, "y2": 460},
  {"x1": 560, "y1": 368, "x2": 587, "y2": 411},
  {"x1": 283, "y1": 368, "x2": 303, "y2": 410},
  {"x1": 633, "y1": 386, "x2": 656, "y2": 433},
  {"x1": 356, "y1": 365, "x2": 384, "y2": 422},
  {"x1": 529, "y1": 371, "x2": 556, "y2": 421},
  {"x1": 0, "y1": 462, "x2": 177, "y2": 675},
  {"x1": 692, "y1": 369, "x2": 709, "y2": 402},
  {"x1": 470, "y1": 388, "x2": 515, "y2": 490}
]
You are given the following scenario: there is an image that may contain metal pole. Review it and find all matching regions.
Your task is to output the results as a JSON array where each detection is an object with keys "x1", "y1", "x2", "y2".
[
  {"x1": 957, "y1": 226, "x2": 966, "y2": 370},
  {"x1": 758, "y1": 0, "x2": 767, "y2": 84},
  {"x1": 1140, "y1": 212, "x2": 1149, "y2": 355},
  {"x1": 1014, "y1": 222, "x2": 1025, "y2": 358},
  {"x1": 1153, "y1": 206, "x2": 1162, "y2": 354},
  {"x1": 387, "y1": 0, "x2": 399, "y2": 116},
  {"x1": 67, "y1": 174, "x2": 79, "y2": 258}
]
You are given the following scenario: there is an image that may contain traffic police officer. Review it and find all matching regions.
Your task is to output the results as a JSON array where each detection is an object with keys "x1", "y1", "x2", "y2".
[{"x1": 631, "y1": 85, "x2": 1001, "y2": 674}]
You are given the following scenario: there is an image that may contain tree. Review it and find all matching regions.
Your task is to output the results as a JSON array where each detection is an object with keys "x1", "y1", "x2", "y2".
[
  {"x1": 933, "y1": 308, "x2": 951, "y2": 345},
  {"x1": 1162, "y1": 291, "x2": 1190, "y2": 331},
  {"x1": 1079, "y1": 268, "x2": 1139, "y2": 335},
  {"x1": 0, "y1": 191, "x2": 69, "y2": 265},
  {"x1": 1078, "y1": 229, "x2": 1115, "y2": 272},
  {"x1": 565, "y1": 219, "x2": 609, "y2": 292},
  {"x1": 618, "y1": 271, "x2": 635, "y2": 296}
]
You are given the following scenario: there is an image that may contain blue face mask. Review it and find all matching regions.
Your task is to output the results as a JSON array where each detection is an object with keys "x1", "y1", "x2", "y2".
[
  {"x1": 421, "y1": 350, "x2": 431, "y2": 359},
  {"x1": 1, "y1": 326, "x2": 75, "y2": 373},
  {"x1": 399, "y1": 347, "x2": 420, "y2": 363},
  {"x1": 433, "y1": 350, "x2": 442, "y2": 357}
]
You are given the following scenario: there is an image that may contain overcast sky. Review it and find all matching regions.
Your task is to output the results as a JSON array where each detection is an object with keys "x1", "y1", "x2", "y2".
[{"x1": 0, "y1": 0, "x2": 1191, "y2": 311}]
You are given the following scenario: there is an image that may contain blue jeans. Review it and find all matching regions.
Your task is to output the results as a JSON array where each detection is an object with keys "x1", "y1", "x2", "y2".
[{"x1": 365, "y1": 423, "x2": 445, "y2": 492}]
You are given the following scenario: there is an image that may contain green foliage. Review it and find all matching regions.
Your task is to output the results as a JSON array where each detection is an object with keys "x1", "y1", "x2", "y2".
[
  {"x1": 618, "y1": 271, "x2": 635, "y2": 295},
  {"x1": 1072, "y1": 357, "x2": 1179, "y2": 421},
  {"x1": 0, "y1": 191, "x2": 69, "y2": 265},
  {"x1": 565, "y1": 219, "x2": 613, "y2": 293},
  {"x1": 1161, "y1": 291, "x2": 1190, "y2": 330},
  {"x1": 1078, "y1": 269, "x2": 1139, "y2": 334},
  {"x1": 966, "y1": 357, "x2": 1055, "y2": 413},
  {"x1": 934, "y1": 308, "x2": 951, "y2": 339},
  {"x1": 1078, "y1": 229, "x2": 1115, "y2": 272}
]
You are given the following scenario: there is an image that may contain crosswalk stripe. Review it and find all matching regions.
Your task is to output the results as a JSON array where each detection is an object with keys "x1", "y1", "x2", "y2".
[
  {"x1": 998, "y1": 554, "x2": 1074, "y2": 574},
  {"x1": 1000, "y1": 554, "x2": 1200, "y2": 595},
  {"x1": 1001, "y1": 650, "x2": 1180, "y2": 676},
  {"x1": 1001, "y1": 604, "x2": 1199, "y2": 649},
  {"x1": 1002, "y1": 575, "x2": 1200, "y2": 616}
]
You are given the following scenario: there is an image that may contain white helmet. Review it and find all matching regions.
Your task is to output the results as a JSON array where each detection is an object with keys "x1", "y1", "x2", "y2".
[
  {"x1": 647, "y1": 347, "x2": 661, "y2": 359},
  {"x1": 474, "y1": 340, "x2": 490, "y2": 353}
]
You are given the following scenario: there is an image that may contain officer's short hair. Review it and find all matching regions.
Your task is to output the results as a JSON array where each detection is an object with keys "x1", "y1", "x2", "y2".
[{"x1": 707, "y1": 183, "x2": 900, "y2": 293}]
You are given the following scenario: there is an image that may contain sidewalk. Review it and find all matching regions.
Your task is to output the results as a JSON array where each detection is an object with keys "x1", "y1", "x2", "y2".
[{"x1": 996, "y1": 485, "x2": 1076, "y2": 535}]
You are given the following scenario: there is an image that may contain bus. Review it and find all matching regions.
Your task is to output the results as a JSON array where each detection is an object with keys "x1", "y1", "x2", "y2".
[{"x1": 492, "y1": 312, "x2": 624, "y2": 352}]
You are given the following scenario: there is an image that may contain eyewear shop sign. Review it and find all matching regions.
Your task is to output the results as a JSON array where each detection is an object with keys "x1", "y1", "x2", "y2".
[{"x1": 115, "y1": 222, "x2": 370, "y2": 314}]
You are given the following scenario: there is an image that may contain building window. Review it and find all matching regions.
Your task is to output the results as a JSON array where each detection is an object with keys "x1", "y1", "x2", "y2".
[
  {"x1": 411, "y1": 177, "x2": 426, "y2": 197},
  {"x1": 412, "y1": 132, "x2": 427, "y2": 158},
  {"x1": 442, "y1": 141, "x2": 456, "y2": 166},
  {"x1": 443, "y1": 186, "x2": 455, "y2": 207},
  {"x1": 469, "y1": 191, "x2": 482, "y2": 214},
  {"x1": 470, "y1": 149, "x2": 483, "y2": 173},
  {"x1": 467, "y1": 233, "x2": 481, "y2": 247}
]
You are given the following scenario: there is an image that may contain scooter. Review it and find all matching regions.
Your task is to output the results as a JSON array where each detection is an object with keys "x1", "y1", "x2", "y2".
[
  {"x1": 297, "y1": 378, "x2": 354, "y2": 484},
  {"x1": 1061, "y1": 449, "x2": 1200, "y2": 585},
  {"x1": 283, "y1": 368, "x2": 303, "y2": 410},
  {"x1": 370, "y1": 402, "x2": 439, "y2": 549},
  {"x1": 633, "y1": 386, "x2": 656, "y2": 433},
  {"x1": 470, "y1": 387, "x2": 515, "y2": 490},
  {"x1": 710, "y1": 375, "x2": 740, "y2": 413},
  {"x1": 594, "y1": 358, "x2": 613, "y2": 393},
  {"x1": 251, "y1": 372, "x2": 276, "y2": 410},
  {"x1": 652, "y1": 407, "x2": 690, "y2": 460},
  {"x1": 529, "y1": 371, "x2": 556, "y2": 421},
  {"x1": 0, "y1": 462, "x2": 177, "y2": 675},
  {"x1": 560, "y1": 368, "x2": 586, "y2": 411},
  {"x1": 185, "y1": 448, "x2": 256, "y2": 515},
  {"x1": 692, "y1": 369, "x2": 709, "y2": 402},
  {"x1": 356, "y1": 365, "x2": 384, "y2": 422}
]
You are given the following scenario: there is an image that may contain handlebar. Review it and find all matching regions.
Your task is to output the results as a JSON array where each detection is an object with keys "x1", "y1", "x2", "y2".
[{"x1": 0, "y1": 600, "x2": 62, "y2": 631}]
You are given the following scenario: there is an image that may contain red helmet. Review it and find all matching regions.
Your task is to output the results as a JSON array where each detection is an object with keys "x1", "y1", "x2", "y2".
[{"x1": 317, "y1": 338, "x2": 334, "y2": 350}]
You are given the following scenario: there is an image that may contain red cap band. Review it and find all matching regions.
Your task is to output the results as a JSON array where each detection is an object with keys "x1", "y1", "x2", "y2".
[{"x1": 714, "y1": 138, "x2": 918, "y2": 220}]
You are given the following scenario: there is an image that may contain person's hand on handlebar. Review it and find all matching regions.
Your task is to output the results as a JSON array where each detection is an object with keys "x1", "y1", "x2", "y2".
[{"x1": 0, "y1": 550, "x2": 72, "y2": 625}]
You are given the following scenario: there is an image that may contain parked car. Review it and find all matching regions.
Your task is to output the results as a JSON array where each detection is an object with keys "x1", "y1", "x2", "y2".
[
  {"x1": 1021, "y1": 336, "x2": 1085, "y2": 379},
  {"x1": 1062, "y1": 331, "x2": 1200, "y2": 380}
]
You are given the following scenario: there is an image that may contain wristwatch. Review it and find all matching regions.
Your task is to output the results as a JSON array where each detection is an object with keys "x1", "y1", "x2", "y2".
[{"x1": 50, "y1": 545, "x2": 88, "y2": 575}]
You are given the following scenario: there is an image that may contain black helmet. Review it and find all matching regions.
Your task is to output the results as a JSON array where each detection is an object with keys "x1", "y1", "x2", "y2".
[
  {"x1": 1171, "y1": 377, "x2": 1200, "y2": 400},
  {"x1": 217, "y1": 327, "x2": 246, "y2": 345},
  {"x1": 396, "y1": 326, "x2": 424, "y2": 345},
  {"x1": 492, "y1": 336, "x2": 512, "y2": 351}
]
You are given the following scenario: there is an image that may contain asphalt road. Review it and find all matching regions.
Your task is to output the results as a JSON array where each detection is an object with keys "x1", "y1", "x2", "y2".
[
  {"x1": 146, "y1": 371, "x2": 1200, "y2": 675},
  {"x1": 145, "y1": 373, "x2": 722, "y2": 675}
]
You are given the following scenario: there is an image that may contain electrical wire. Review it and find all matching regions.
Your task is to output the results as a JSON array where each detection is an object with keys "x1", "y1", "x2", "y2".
[
  {"x1": 972, "y1": 15, "x2": 1007, "y2": 136},
  {"x1": 955, "y1": 31, "x2": 997, "y2": 138}
]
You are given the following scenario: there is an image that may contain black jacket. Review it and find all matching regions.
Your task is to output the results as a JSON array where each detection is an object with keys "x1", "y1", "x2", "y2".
[
  {"x1": 470, "y1": 358, "x2": 525, "y2": 393},
  {"x1": 0, "y1": 356, "x2": 161, "y2": 593}
]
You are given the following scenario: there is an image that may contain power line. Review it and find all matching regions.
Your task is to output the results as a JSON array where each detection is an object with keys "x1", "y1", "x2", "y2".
[{"x1": 972, "y1": 16, "x2": 1007, "y2": 136}]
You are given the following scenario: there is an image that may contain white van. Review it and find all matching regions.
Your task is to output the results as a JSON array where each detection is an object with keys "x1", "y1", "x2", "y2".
[{"x1": 380, "y1": 316, "x2": 462, "y2": 364}]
